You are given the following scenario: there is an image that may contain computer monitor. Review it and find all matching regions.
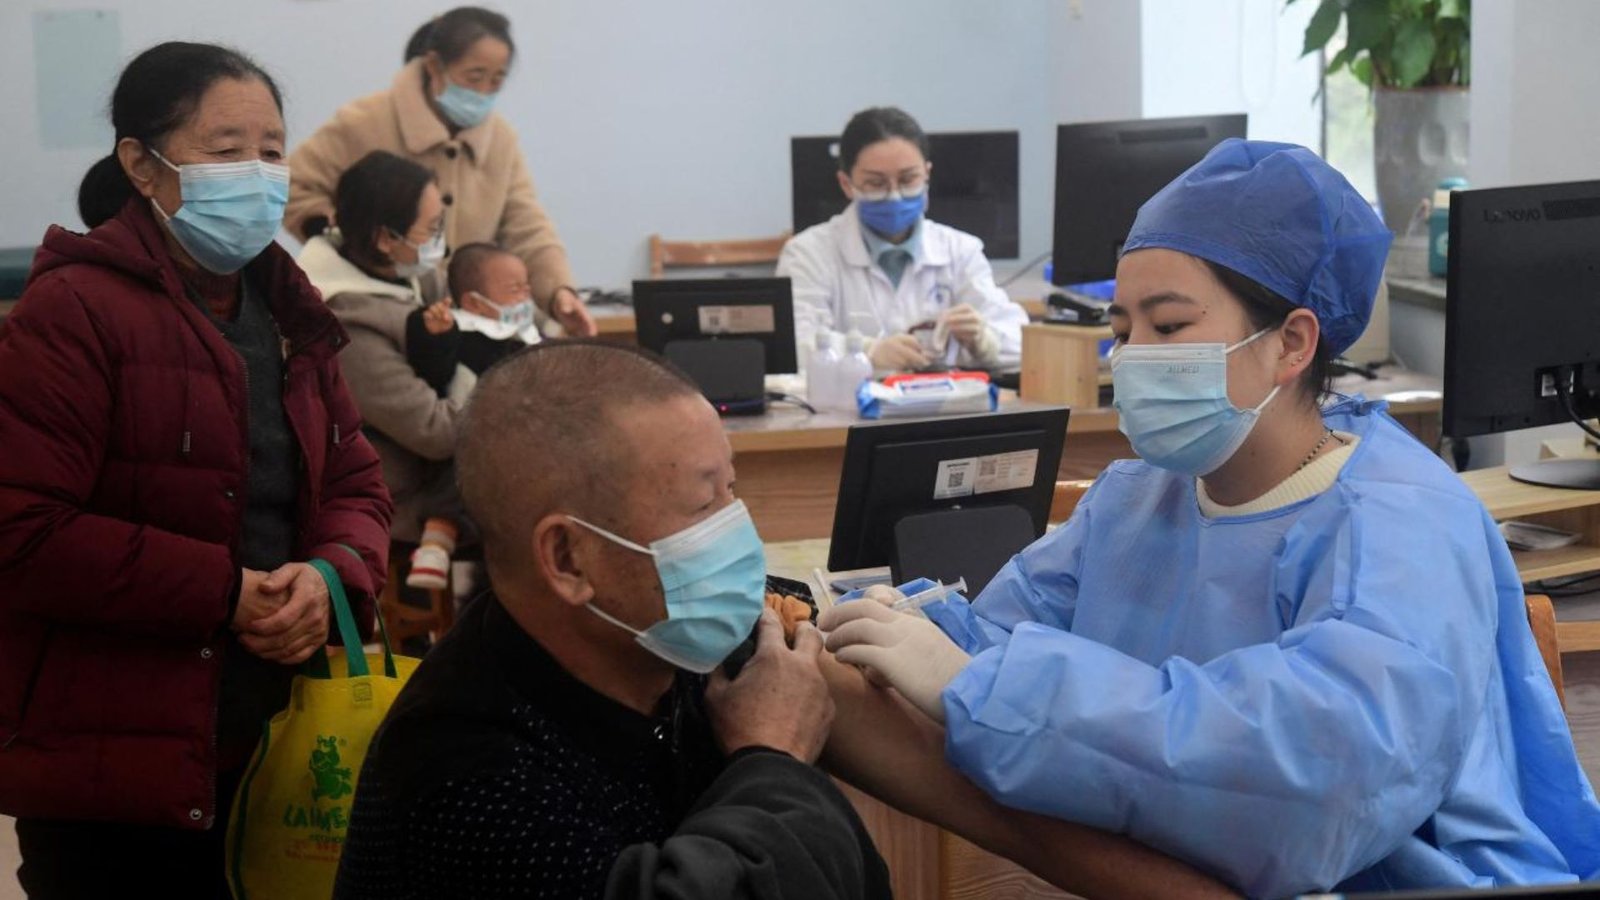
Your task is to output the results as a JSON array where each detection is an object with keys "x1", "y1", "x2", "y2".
[
  {"x1": 1051, "y1": 114, "x2": 1247, "y2": 286},
  {"x1": 1443, "y1": 180, "x2": 1600, "y2": 489},
  {"x1": 827, "y1": 407, "x2": 1070, "y2": 591},
  {"x1": 632, "y1": 277, "x2": 799, "y2": 374},
  {"x1": 791, "y1": 130, "x2": 1021, "y2": 259}
]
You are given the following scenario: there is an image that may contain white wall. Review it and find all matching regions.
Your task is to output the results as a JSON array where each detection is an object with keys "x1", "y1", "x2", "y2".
[
  {"x1": 0, "y1": 0, "x2": 1144, "y2": 289},
  {"x1": 1457, "y1": 0, "x2": 1600, "y2": 467},
  {"x1": 1140, "y1": 0, "x2": 1323, "y2": 149}
]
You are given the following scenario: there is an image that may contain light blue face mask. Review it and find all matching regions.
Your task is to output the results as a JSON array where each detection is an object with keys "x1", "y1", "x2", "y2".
[
  {"x1": 569, "y1": 499, "x2": 767, "y2": 674},
  {"x1": 148, "y1": 149, "x2": 289, "y2": 275},
  {"x1": 391, "y1": 229, "x2": 446, "y2": 280},
  {"x1": 435, "y1": 80, "x2": 497, "y2": 129},
  {"x1": 1111, "y1": 328, "x2": 1280, "y2": 477},
  {"x1": 857, "y1": 191, "x2": 927, "y2": 238}
]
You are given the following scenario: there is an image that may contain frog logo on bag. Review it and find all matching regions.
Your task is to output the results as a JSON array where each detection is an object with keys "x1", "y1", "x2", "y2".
[{"x1": 309, "y1": 735, "x2": 353, "y2": 802}]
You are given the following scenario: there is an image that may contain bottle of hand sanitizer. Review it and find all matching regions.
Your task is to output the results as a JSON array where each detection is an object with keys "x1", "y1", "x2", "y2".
[
  {"x1": 836, "y1": 328, "x2": 873, "y2": 415},
  {"x1": 805, "y1": 330, "x2": 841, "y2": 412}
]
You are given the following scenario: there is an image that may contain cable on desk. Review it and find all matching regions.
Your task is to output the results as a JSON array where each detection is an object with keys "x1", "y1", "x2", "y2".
[
  {"x1": 1556, "y1": 376, "x2": 1600, "y2": 443},
  {"x1": 766, "y1": 392, "x2": 817, "y2": 415}
]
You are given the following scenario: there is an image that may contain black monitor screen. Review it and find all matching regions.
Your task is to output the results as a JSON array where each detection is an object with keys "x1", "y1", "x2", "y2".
[
  {"x1": 827, "y1": 407, "x2": 1069, "y2": 573},
  {"x1": 632, "y1": 277, "x2": 799, "y2": 374},
  {"x1": 1443, "y1": 181, "x2": 1600, "y2": 440},
  {"x1": 792, "y1": 130, "x2": 1020, "y2": 259},
  {"x1": 1051, "y1": 114, "x2": 1247, "y2": 286}
]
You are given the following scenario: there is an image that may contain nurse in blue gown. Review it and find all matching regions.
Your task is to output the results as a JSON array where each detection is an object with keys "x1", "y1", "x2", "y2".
[{"x1": 819, "y1": 139, "x2": 1600, "y2": 898}]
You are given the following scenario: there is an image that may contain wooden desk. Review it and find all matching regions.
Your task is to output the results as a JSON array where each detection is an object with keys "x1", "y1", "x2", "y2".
[
  {"x1": 1458, "y1": 466, "x2": 1600, "y2": 653},
  {"x1": 589, "y1": 301, "x2": 637, "y2": 342},
  {"x1": 731, "y1": 368, "x2": 1444, "y2": 542}
]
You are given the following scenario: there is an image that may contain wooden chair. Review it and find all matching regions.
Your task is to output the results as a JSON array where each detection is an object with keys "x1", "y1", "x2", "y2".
[
  {"x1": 1526, "y1": 593, "x2": 1566, "y2": 710},
  {"x1": 376, "y1": 550, "x2": 455, "y2": 648},
  {"x1": 647, "y1": 230, "x2": 792, "y2": 278}
]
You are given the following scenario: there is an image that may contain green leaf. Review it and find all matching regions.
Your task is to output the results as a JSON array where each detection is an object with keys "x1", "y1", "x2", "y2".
[
  {"x1": 1302, "y1": 0, "x2": 1342, "y2": 57},
  {"x1": 1352, "y1": 56, "x2": 1375, "y2": 88},
  {"x1": 1344, "y1": 0, "x2": 1389, "y2": 52},
  {"x1": 1391, "y1": 17, "x2": 1438, "y2": 87},
  {"x1": 1325, "y1": 44, "x2": 1357, "y2": 75},
  {"x1": 1438, "y1": 0, "x2": 1467, "y2": 18}
]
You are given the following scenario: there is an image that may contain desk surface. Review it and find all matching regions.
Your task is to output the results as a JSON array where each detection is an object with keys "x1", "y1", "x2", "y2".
[
  {"x1": 725, "y1": 393, "x2": 1078, "y2": 453},
  {"x1": 725, "y1": 365, "x2": 1443, "y2": 455},
  {"x1": 589, "y1": 301, "x2": 635, "y2": 335}
]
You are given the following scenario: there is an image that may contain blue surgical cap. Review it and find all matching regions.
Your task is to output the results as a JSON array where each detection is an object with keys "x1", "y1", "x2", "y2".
[{"x1": 1121, "y1": 139, "x2": 1392, "y2": 356}]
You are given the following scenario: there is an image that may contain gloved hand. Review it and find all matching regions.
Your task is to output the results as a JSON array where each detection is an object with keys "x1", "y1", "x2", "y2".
[
  {"x1": 940, "y1": 304, "x2": 1002, "y2": 365},
  {"x1": 866, "y1": 334, "x2": 930, "y2": 371},
  {"x1": 860, "y1": 584, "x2": 906, "y2": 606},
  {"x1": 818, "y1": 598, "x2": 971, "y2": 723}
]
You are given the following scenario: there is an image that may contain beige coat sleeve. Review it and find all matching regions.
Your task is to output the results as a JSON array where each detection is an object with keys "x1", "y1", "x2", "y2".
[
  {"x1": 496, "y1": 151, "x2": 576, "y2": 308},
  {"x1": 287, "y1": 113, "x2": 363, "y2": 242},
  {"x1": 338, "y1": 319, "x2": 463, "y2": 463}
]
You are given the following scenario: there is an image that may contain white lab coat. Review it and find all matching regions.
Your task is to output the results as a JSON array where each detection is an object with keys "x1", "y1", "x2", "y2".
[{"x1": 776, "y1": 203, "x2": 1028, "y2": 369}]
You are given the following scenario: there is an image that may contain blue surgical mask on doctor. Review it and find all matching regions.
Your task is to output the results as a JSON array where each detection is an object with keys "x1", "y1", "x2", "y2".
[
  {"x1": 568, "y1": 500, "x2": 767, "y2": 674},
  {"x1": 1111, "y1": 327, "x2": 1281, "y2": 477},
  {"x1": 147, "y1": 148, "x2": 289, "y2": 275},
  {"x1": 855, "y1": 183, "x2": 927, "y2": 238}
]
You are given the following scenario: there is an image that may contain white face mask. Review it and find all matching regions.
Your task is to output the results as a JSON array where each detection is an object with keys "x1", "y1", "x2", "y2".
[{"x1": 391, "y1": 229, "x2": 445, "y2": 279}]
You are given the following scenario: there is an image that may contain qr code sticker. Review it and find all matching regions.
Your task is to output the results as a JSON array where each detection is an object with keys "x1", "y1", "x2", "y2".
[
  {"x1": 979, "y1": 459, "x2": 997, "y2": 477},
  {"x1": 948, "y1": 471, "x2": 966, "y2": 488}
]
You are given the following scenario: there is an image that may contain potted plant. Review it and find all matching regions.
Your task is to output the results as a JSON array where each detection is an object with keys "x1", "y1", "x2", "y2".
[{"x1": 1294, "y1": 0, "x2": 1471, "y2": 236}]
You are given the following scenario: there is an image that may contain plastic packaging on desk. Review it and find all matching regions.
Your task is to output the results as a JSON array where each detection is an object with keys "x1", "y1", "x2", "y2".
[
  {"x1": 857, "y1": 371, "x2": 998, "y2": 419},
  {"x1": 835, "y1": 576, "x2": 994, "y2": 652}
]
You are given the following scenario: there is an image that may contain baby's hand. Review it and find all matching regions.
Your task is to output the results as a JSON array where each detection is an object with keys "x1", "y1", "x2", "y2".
[{"x1": 422, "y1": 298, "x2": 455, "y2": 335}]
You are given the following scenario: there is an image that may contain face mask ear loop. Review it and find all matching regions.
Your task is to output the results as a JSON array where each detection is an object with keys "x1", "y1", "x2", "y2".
[
  {"x1": 584, "y1": 601, "x2": 645, "y2": 638},
  {"x1": 567, "y1": 515, "x2": 656, "y2": 557},
  {"x1": 1252, "y1": 383, "x2": 1283, "y2": 415},
  {"x1": 1224, "y1": 326, "x2": 1275, "y2": 355}
]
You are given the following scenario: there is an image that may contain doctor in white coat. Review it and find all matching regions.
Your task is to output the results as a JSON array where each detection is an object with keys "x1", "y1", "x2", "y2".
[{"x1": 777, "y1": 107, "x2": 1029, "y2": 372}]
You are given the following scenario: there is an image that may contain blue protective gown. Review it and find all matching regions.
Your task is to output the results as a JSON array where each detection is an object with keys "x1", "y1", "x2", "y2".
[{"x1": 931, "y1": 397, "x2": 1600, "y2": 898}]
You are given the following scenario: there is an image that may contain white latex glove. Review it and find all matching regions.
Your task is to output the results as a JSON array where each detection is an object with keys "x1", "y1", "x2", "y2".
[
  {"x1": 860, "y1": 584, "x2": 906, "y2": 606},
  {"x1": 818, "y1": 598, "x2": 971, "y2": 723},
  {"x1": 866, "y1": 334, "x2": 930, "y2": 371},
  {"x1": 940, "y1": 304, "x2": 1002, "y2": 366}
]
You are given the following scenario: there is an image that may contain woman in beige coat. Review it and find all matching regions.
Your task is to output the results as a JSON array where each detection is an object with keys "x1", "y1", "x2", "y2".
[{"x1": 287, "y1": 6, "x2": 595, "y2": 336}]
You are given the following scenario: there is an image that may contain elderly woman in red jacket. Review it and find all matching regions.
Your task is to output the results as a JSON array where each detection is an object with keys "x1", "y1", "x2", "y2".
[{"x1": 0, "y1": 42, "x2": 391, "y2": 898}]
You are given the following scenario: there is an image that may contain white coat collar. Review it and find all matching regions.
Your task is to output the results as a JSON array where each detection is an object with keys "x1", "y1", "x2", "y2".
[{"x1": 836, "y1": 201, "x2": 951, "y2": 269}]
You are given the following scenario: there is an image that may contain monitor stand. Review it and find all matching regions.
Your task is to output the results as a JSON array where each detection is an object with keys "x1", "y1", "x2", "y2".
[{"x1": 1509, "y1": 459, "x2": 1600, "y2": 490}]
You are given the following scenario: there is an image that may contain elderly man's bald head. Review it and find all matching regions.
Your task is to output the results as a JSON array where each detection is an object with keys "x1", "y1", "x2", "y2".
[{"x1": 457, "y1": 341, "x2": 703, "y2": 579}]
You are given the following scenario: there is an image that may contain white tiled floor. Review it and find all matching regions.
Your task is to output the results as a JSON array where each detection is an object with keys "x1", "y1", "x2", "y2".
[{"x1": 4, "y1": 658, "x2": 1599, "y2": 898}]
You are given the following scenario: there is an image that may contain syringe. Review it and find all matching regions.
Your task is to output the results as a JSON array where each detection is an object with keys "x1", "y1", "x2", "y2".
[{"x1": 890, "y1": 577, "x2": 969, "y2": 613}]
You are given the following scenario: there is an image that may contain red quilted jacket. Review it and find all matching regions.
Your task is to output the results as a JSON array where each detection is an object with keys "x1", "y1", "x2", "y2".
[{"x1": 0, "y1": 199, "x2": 393, "y2": 829}]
